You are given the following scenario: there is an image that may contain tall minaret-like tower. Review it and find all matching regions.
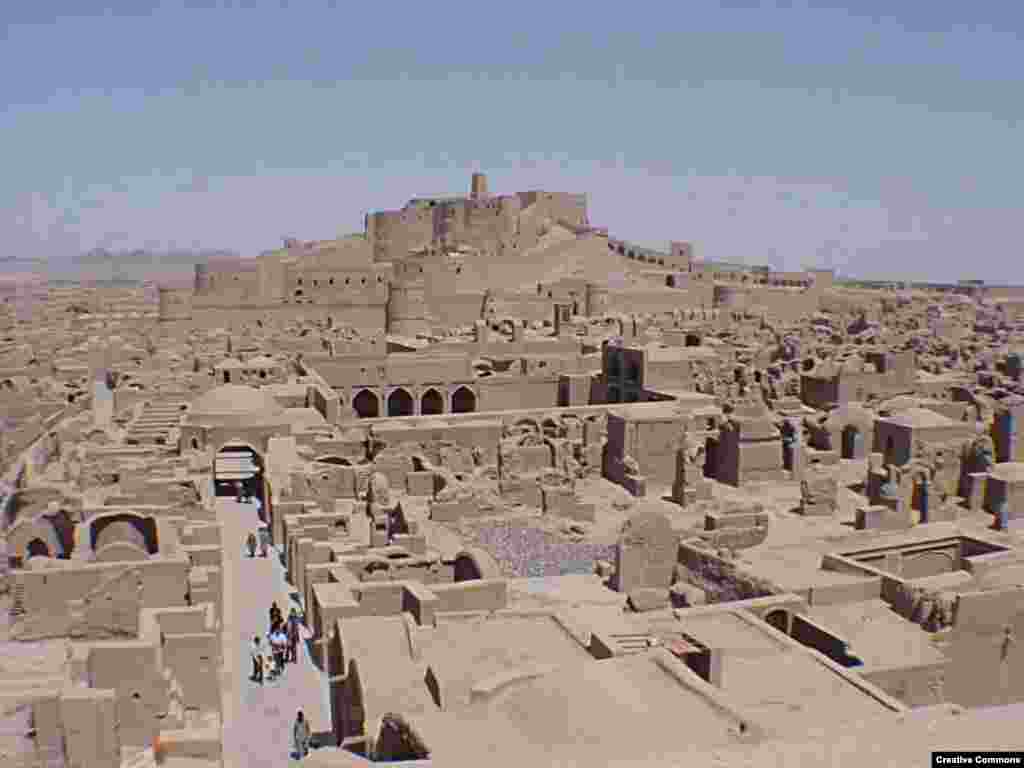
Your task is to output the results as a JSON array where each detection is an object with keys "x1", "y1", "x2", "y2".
[{"x1": 470, "y1": 172, "x2": 489, "y2": 201}]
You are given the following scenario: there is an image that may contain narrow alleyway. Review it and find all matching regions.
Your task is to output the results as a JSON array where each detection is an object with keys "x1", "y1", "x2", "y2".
[{"x1": 217, "y1": 498, "x2": 331, "y2": 768}]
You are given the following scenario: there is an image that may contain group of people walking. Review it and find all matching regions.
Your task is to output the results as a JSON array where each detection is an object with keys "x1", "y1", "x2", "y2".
[
  {"x1": 250, "y1": 602, "x2": 302, "y2": 684},
  {"x1": 240, "y1": 512, "x2": 312, "y2": 759}
]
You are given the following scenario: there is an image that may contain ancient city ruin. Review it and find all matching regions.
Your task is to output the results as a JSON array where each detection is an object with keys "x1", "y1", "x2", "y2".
[{"x1": 3, "y1": 172, "x2": 1024, "y2": 766}]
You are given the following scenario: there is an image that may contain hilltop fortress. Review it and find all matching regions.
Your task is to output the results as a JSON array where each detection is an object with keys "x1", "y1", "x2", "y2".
[{"x1": 159, "y1": 173, "x2": 835, "y2": 332}]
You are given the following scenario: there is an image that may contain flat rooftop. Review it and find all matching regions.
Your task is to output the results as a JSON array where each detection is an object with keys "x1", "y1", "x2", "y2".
[
  {"x1": 416, "y1": 614, "x2": 594, "y2": 710},
  {"x1": 412, "y1": 651, "x2": 743, "y2": 767},
  {"x1": 678, "y1": 612, "x2": 898, "y2": 732},
  {"x1": 807, "y1": 599, "x2": 948, "y2": 670}
]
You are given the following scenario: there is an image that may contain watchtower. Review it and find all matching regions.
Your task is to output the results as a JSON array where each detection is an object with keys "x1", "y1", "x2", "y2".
[{"x1": 470, "y1": 172, "x2": 489, "y2": 201}]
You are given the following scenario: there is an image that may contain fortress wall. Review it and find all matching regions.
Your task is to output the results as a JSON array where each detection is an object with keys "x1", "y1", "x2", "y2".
[
  {"x1": 490, "y1": 294, "x2": 559, "y2": 323},
  {"x1": 430, "y1": 292, "x2": 487, "y2": 327},
  {"x1": 366, "y1": 185, "x2": 588, "y2": 264},
  {"x1": 604, "y1": 289, "x2": 706, "y2": 315},
  {"x1": 986, "y1": 286, "x2": 1024, "y2": 300},
  {"x1": 258, "y1": 257, "x2": 288, "y2": 302},
  {"x1": 606, "y1": 238, "x2": 695, "y2": 272},
  {"x1": 455, "y1": 196, "x2": 522, "y2": 249},
  {"x1": 387, "y1": 285, "x2": 429, "y2": 333},
  {"x1": 188, "y1": 303, "x2": 385, "y2": 332},
  {"x1": 283, "y1": 265, "x2": 390, "y2": 304},
  {"x1": 299, "y1": 238, "x2": 375, "y2": 270},
  {"x1": 367, "y1": 208, "x2": 434, "y2": 262},
  {"x1": 517, "y1": 191, "x2": 588, "y2": 228},
  {"x1": 747, "y1": 290, "x2": 821, "y2": 322},
  {"x1": 157, "y1": 287, "x2": 193, "y2": 322},
  {"x1": 193, "y1": 262, "x2": 261, "y2": 301}
]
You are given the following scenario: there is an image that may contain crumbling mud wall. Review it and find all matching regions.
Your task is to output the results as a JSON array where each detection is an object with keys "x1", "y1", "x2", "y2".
[
  {"x1": 676, "y1": 541, "x2": 785, "y2": 604},
  {"x1": 891, "y1": 582, "x2": 957, "y2": 631}
]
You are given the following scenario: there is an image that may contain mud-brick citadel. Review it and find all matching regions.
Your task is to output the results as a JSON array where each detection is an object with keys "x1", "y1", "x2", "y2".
[
  {"x1": 159, "y1": 172, "x2": 835, "y2": 335},
  {"x1": 6, "y1": 169, "x2": 1024, "y2": 768}
]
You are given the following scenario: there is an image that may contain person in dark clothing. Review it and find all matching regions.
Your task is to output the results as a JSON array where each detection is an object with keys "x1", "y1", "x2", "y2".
[
  {"x1": 287, "y1": 611, "x2": 300, "y2": 663},
  {"x1": 270, "y1": 602, "x2": 283, "y2": 634}
]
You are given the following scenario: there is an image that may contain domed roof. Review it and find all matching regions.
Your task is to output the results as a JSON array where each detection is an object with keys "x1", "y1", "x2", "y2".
[{"x1": 188, "y1": 385, "x2": 286, "y2": 420}]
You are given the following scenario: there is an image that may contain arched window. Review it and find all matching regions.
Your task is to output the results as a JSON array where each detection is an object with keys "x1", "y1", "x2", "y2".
[
  {"x1": 421, "y1": 389, "x2": 444, "y2": 415},
  {"x1": 353, "y1": 390, "x2": 379, "y2": 418},
  {"x1": 451, "y1": 386, "x2": 476, "y2": 414},
  {"x1": 387, "y1": 388, "x2": 414, "y2": 417}
]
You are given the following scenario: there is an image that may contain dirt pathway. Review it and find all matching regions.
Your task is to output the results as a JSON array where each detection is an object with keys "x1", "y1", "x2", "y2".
[{"x1": 217, "y1": 498, "x2": 330, "y2": 768}]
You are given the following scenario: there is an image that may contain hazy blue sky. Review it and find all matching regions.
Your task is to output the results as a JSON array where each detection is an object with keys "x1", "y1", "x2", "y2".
[{"x1": 2, "y1": 0, "x2": 1022, "y2": 281}]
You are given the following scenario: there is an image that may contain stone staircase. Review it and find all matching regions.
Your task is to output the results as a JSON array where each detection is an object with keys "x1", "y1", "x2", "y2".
[
  {"x1": 608, "y1": 631, "x2": 694, "y2": 656},
  {"x1": 607, "y1": 632, "x2": 654, "y2": 656},
  {"x1": 125, "y1": 402, "x2": 187, "y2": 446},
  {"x1": 9, "y1": 577, "x2": 26, "y2": 619}
]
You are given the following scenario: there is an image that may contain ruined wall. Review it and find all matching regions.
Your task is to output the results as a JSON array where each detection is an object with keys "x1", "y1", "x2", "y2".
[
  {"x1": 604, "y1": 288, "x2": 708, "y2": 315},
  {"x1": 747, "y1": 289, "x2": 820, "y2": 323},
  {"x1": 860, "y1": 662, "x2": 949, "y2": 707},
  {"x1": 157, "y1": 287, "x2": 193, "y2": 322},
  {"x1": 367, "y1": 186, "x2": 586, "y2": 266},
  {"x1": 283, "y1": 264, "x2": 390, "y2": 306},
  {"x1": 491, "y1": 294, "x2": 560, "y2": 324},
  {"x1": 187, "y1": 304, "x2": 387, "y2": 333},
  {"x1": 477, "y1": 376, "x2": 560, "y2": 412},
  {"x1": 13, "y1": 559, "x2": 189, "y2": 639},
  {"x1": 367, "y1": 207, "x2": 436, "y2": 263},
  {"x1": 193, "y1": 259, "x2": 260, "y2": 301},
  {"x1": 86, "y1": 643, "x2": 168, "y2": 747},
  {"x1": 677, "y1": 542, "x2": 785, "y2": 603}
]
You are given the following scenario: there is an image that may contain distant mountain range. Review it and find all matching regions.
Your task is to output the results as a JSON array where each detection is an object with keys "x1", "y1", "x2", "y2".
[
  {"x1": 0, "y1": 255, "x2": 46, "y2": 264},
  {"x1": 75, "y1": 248, "x2": 240, "y2": 266}
]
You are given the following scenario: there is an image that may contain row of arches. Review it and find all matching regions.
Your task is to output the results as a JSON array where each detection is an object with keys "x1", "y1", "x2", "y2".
[{"x1": 350, "y1": 386, "x2": 477, "y2": 419}]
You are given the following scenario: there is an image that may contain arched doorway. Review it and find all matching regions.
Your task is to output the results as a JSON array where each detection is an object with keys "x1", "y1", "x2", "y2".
[
  {"x1": 842, "y1": 425, "x2": 863, "y2": 459},
  {"x1": 25, "y1": 538, "x2": 50, "y2": 558},
  {"x1": 451, "y1": 386, "x2": 476, "y2": 414},
  {"x1": 387, "y1": 388, "x2": 414, "y2": 417},
  {"x1": 421, "y1": 388, "x2": 444, "y2": 416},
  {"x1": 352, "y1": 390, "x2": 379, "y2": 419},
  {"x1": 214, "y1": 443, "x2": 265, "y2": 503},
  {"x1": 454, "y1": 553, "x2": 482, "y2": 582}
]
